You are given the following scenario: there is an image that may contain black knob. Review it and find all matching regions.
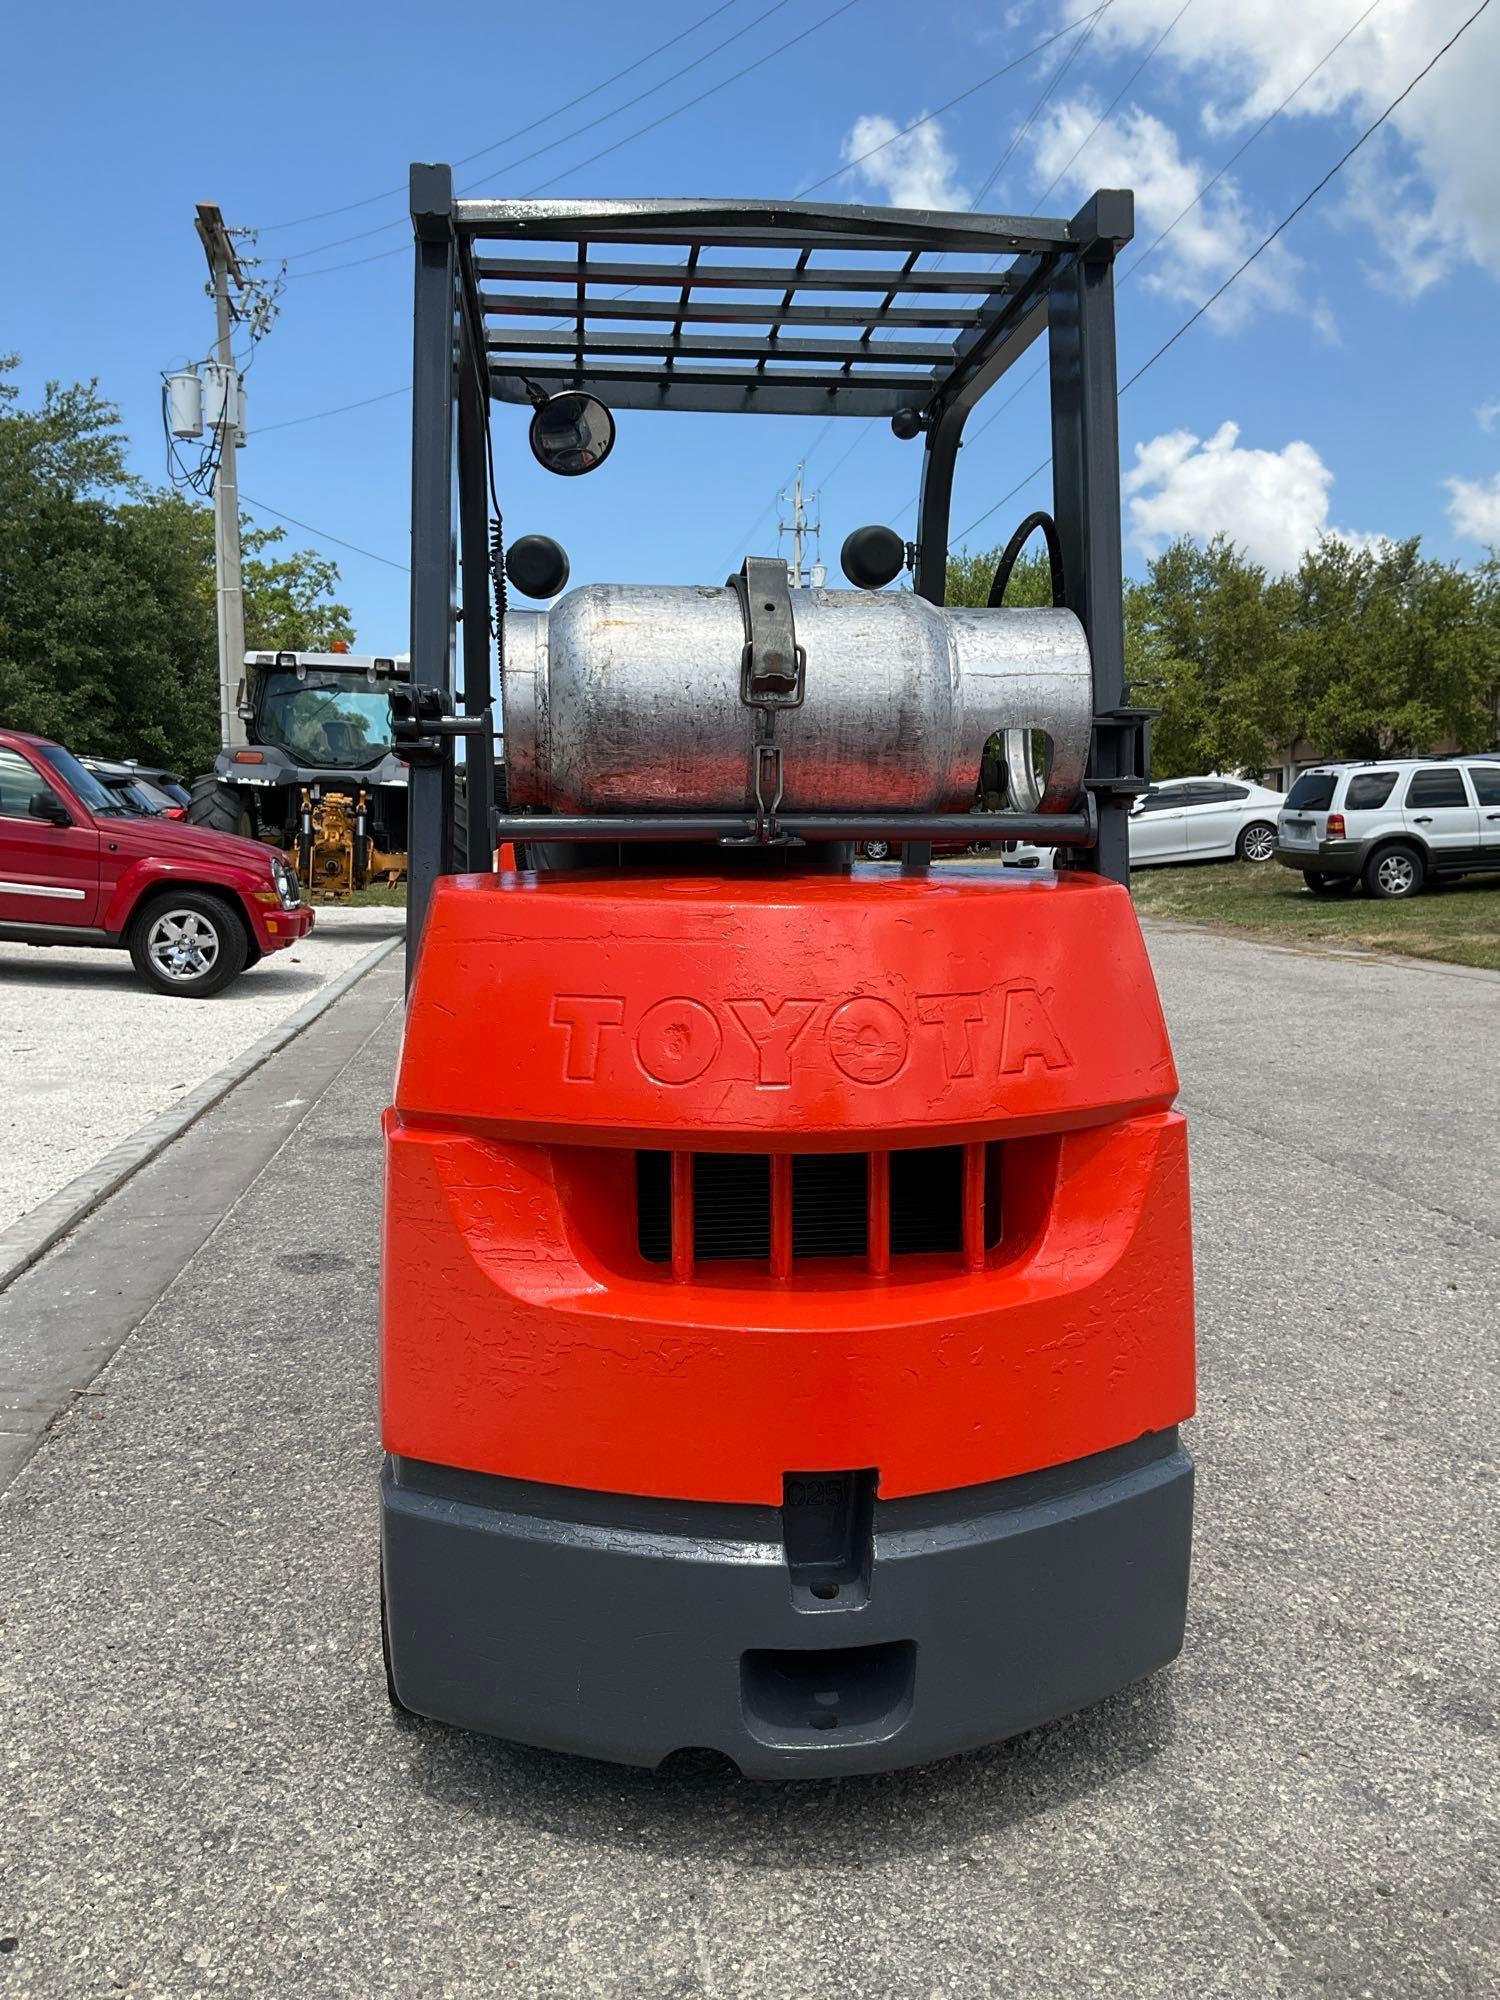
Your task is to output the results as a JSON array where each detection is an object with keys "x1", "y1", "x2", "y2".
[
  {"x1": 505, "y1": 534, "x2": 571, "y2": 599},
  {"x1": 841, "y1": 524, "x2": 906, "y2": 590},
  {"x1": 890, "y1": 407, "x2": 924, "y2": 441}
]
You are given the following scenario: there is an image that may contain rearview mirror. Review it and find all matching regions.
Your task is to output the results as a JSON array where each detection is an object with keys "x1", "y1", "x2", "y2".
[
  {"x1": 29, "y1": 790, "x2": 71, "y2": 826},
  {"x1": 528, "y1": 392, "x2": 616, "y2": 478}
]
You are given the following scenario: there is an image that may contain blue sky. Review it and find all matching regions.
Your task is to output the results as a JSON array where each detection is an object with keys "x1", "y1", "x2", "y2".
[{"x1": 5, "y1": 0, "x2": 1498, "y2": 649}]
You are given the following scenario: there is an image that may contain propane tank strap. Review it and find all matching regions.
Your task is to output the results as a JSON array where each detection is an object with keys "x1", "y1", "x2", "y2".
[{"x1": 729, "y1": 557, "x2": 805, "y2": 709}]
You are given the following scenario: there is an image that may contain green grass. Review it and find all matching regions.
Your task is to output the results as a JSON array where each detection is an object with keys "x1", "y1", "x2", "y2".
[
  {"x1": 344, "y1": 882, "x2": 408, "y2": 908},
  {"x1": 1131, "y1": 861, "x2": 1500, "y2": 972},
  {"x1": 337, "y1": 865, "x2": 1500, "y2": 971}
]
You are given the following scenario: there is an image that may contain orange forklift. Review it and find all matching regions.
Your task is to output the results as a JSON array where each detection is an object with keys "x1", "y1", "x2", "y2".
[{"x1": 380, "y1": 168, "x2": 1195, "y2": 1775}]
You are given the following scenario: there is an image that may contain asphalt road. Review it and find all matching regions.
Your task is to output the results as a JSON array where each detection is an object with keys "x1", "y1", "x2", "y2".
[{"x1": 0, "y1": 923, "x2": 1495, "y2": 1998}]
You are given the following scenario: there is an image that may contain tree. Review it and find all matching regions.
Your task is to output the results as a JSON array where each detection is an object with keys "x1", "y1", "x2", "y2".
[
  {"x1": 1125, "y1": 537, "x2": 1295, "y2": 777},
  {"x1": 1286, "y1": 537, "x2": 1495, "y2": 761},
  {"x1": 0, "y1": 358, "x2": 354, "y2": 774},
  {"x1": 243, "y1": 526, "x2": 354, "y2": 653}
]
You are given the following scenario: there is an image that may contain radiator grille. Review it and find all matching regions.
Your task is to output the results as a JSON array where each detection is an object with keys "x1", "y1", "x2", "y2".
[{"x1": 636, "y1": 1143, "x2": 1001, "y2": 1277}]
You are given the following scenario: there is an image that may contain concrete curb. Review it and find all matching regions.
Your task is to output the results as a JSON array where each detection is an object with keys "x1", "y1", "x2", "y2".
[
  {"x1": 1138, "y1": 914, "x2": 1500, "y2": 984},
  {"x1": 0, "y1": 933, "x2": 403, "y2": 1297}
]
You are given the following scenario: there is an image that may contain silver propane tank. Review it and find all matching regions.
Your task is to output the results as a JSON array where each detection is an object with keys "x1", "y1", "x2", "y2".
[{"x1": 500, "y1": 577, "x2": 1093, "y2": 816}]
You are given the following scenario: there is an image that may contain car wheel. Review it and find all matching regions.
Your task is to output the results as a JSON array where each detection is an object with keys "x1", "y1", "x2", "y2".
[
  {"x1": 862, "y1": 840, "x2": 891, "y2": 862},
  {"x1": 1302, "y1": 872, "x2": 1355, "y2": 896},
  {"x1": 1236, "y1": 821, "x2": 1277, "y2": 864},
  {"x1": 1363, "y1": 843, "x2": 1425, "y2": 901},
  {"x1": 127, "y1": 890, "x2": 249, "y2": 997}
]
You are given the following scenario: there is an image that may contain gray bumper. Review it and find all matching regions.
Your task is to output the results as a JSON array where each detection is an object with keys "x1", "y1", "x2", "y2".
[
  {"x1": 381, "y1": 1431, "x2": 1194, "y2": 1777},
  {"x1": 1274, "y1": 839, "x2": 1363, "y2": 876}
]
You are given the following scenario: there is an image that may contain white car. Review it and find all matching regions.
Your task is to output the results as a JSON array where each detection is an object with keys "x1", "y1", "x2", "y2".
[
  {"x1": 1275, "y1": 756, "x2": 1500, "y2": 898},
  {"x1": 1129, "y1": 776, "x2": 1284, "y2": 867}
]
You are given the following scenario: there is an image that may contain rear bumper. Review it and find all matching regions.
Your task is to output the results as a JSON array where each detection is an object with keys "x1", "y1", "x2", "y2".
[
  {"x1": 1274, "y1": 838, "x2": 1363, "y2": 876},
  {"x1": 381, "y1": 1430, "x2": 1193, "y2": 1777}
]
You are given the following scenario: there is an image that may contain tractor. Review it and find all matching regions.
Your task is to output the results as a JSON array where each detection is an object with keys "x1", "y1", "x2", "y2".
[
  {"x1": 379, "y1": 168, "x2": 1196, "y2": 1776},
  {"x1": 188, "y1": 648, "x2": 412, "y2": 899}
]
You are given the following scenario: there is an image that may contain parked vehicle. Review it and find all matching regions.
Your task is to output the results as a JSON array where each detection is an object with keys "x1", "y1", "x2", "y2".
[
  {"x1": 122, "y1": 761, "x2": 192, "y2": 811},
  {"x1": 79, "y1": 756, "x2": 188, "y2": 819},
  {"x1": 0, "y1": 729, "x2": 313, "y2": 995},
  {"x1": 1275, "y1": 757, "x2": 1500, "y2": 899},
  {"x1": 189, "y1": 649, "x2": 413, "y2": 900},
  {"x1": 859, "y1": 835, "x2": 980, "y2": 862},
  {"x1": 1129, "y1": 776, "x2": 1284, "y2": 867}
]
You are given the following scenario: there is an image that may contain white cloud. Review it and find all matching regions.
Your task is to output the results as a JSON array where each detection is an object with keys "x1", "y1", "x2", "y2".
[
  {"x1": 839, "y1": 114, "x2": 968, "y2": 211},
  {"x1": 1055, "y1": 0, "x2": 1500, "y2": 295},
  {"x1": 1123, "y1": 420, "x2": 1377, "y2": 572},
  {"x1": 1032, "y1": 101, "x2": 1308, "y2": 330},
  {"x1": 1445, "y1": 472, "x2": 1500, "y2": 546},
  {"x1": 1477, "y1": 400, "x2": 1500, "y2": 433}
]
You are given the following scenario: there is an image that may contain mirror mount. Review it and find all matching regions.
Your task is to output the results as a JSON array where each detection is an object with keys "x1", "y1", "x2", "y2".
[{"x1": 29, "y1": 791, "x2": 71, "y2": 827}]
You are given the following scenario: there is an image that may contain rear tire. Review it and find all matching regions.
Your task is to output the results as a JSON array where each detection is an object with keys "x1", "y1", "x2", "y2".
[
  {"x1": 127, "y1": 890, "x2": 250, "y2": 997},
  {"x1": 1237, "y1": 820, "x2": 1277, "y2": 864},
  {"x1": 1302, "y1": 872, "x2": 1356, "y2": 896},
  {"x1": 186, "y1": 775, "x2": 251, "y2": 839},
  {"x1": 862, "y1": 839, "x2": 891, "y2": 862},
  {"x1": 1363, "y1": 843, "x2": 1425, "y2": 901}
]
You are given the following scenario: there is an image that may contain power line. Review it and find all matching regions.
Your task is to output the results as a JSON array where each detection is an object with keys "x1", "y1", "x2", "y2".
[
  {"x1": 952, "y1": 0, "x2": 1492, "y2": 543},
  {"x1": 963, "y1": 0, "x2": 1381, "y2": 455},
  {"x1": 268, "y1": 0, "x2": 1075, "y2": 445},
  {"x1": 255, "y1": 386, "x2": 412, "y2": 434},
  {"x1": 1121, "y1": 0, "x2": 1385, "y2": 291},
  {"x1": 239, "y1": 492, "x2": 410, "y2": 572},
  {"x1": 967, "y1": 0, "x2": 1114, "y2": 215},
  {"x1": 1033, "y1": 0, "x2": 1196, "y2": 208},
  {"x1": 795, "y1": 2, "x2": 1108, "y2": 198},
  {"x1": 259, "y1": 0, "x2": 744, "y2": 232},
  {"x1": 751, "y1": 0, "x2": 1118, "y2": 536},
  {"x1": 1117, "y1": 0, "x2": 1488, "y2": 395},
  {"x1": 287, "y1": 0, "x2": 864, "y2": 281},
  {"x1": 285, "y1": 0, "x2": 799, "y2": 265}
]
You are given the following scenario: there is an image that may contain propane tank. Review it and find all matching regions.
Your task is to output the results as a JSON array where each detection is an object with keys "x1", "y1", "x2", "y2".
[{"x1": 501, "y1": 582, "x2": 1093, "y2": 816}]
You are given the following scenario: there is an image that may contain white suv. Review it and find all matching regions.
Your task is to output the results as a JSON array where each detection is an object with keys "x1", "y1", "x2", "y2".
[{"x1": 1275, "y1": 757, "x2": 1500, "y2": 899}]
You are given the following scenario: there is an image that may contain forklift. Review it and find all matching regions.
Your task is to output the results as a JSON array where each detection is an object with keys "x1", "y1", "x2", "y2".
[{"x1": 380, "y1": 167, "x2": 1196, "y2": 1776}]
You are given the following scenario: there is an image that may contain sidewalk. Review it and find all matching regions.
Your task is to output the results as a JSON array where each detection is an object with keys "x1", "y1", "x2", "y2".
[{"x1": 0, "y1": 905, "x2": 404, "y2": 1236}]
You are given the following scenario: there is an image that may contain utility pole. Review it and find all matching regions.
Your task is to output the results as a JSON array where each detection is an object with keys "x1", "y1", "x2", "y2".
[
  {"x1": 195, "y1": 203, "x2": 248, "y2": 748},
  {"x1": 778, "y1": 461, "x2": 822, "y2": 588}
]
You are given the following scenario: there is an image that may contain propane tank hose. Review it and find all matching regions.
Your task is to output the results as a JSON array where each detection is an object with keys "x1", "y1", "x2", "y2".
[{"x1": 987, "y1": 510, "x2": 1066, "y2": 609}]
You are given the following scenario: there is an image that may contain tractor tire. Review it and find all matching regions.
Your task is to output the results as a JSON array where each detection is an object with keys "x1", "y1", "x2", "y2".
[{"x1": 186, "y1": 774, "x2": 252, "y2": 839}]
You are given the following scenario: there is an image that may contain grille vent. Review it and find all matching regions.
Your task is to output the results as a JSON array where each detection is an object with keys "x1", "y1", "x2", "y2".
[{"x1": 636, "y1": 1144, "x2": 1001, "y2": 1277}]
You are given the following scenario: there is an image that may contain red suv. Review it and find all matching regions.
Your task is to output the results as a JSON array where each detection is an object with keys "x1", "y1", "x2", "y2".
[{"x1": 0, "y1": 730, "x2": 314, "y2": 996}]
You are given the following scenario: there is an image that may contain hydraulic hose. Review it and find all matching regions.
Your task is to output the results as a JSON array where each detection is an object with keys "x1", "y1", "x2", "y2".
[{"x1": 987, "y1": 510, "x2": 1065, "y2": 609}]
